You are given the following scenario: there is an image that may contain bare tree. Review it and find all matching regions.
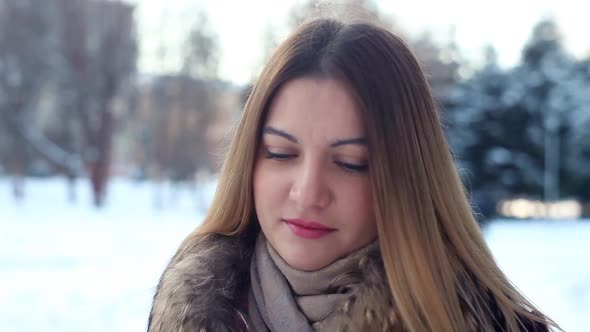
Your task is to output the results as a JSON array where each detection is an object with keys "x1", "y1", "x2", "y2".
[
  {"x1": 150, "y1": 76, "x2": 213, "y2": 180},
  {"x1": 288, "y1": 0, "x2": 394, "y2": 28},
  {"x1": 182, "y1": 11, "x2": 219, "y2": 80},
  {"x1": 149, "y1": 10, "x2": 218, "y2": 180},
  {"x1": 121, "y1": 9, "x2": 220, "y2": 208},
  {"x1": 55, "y1": 0, "x2": 137, "y2": 207},
  {"x1": 282, "y1": 0, "x2": 461, "y2": 110},
  {"x1": 0, "y1": 0, "x2": 57, "y2": 199}
]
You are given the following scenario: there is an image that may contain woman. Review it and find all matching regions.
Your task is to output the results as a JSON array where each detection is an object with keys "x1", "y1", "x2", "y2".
[{"x1": 148, "y1": 16, "x2": 559, "y2": 332}]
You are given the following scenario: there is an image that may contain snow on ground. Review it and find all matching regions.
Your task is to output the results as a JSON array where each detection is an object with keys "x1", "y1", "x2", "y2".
[
  {"x1": 485, "y1": 221, "x2": 590, "y2": 331},
  {"x1": 0, "y1": 177, "x2": 588, "y2": 331},
  {"x1": 0, "y1": 177, "x2": 214, "y2": 332}
]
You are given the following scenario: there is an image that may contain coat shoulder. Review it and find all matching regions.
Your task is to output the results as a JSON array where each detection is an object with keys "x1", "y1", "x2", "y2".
[{"x1": 148, "y1": 232, "x2": 253, "y2": 332}]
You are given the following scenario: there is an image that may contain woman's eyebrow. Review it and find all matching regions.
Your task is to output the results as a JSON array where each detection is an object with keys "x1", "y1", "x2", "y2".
[
  {"x1": 263, "y1": 126, "x2": 366, "y2": 147},
  {"x1": 263, "y1": 126, "x2": 298, "y2": 143},
  {"x1": 330, "y1": 137, "x2": 367, "y2": 147}
]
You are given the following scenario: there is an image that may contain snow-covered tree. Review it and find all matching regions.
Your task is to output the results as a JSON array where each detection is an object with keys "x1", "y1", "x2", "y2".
[
  {"x1": 448, "y1": 18, "x2": 590, "y2": 213},
  {"x1": 562, "y1": 58, "x2": 590, "y2": 200},
  {"x1": 448, "y1": 46, "x2": 543, "y2": 211}
]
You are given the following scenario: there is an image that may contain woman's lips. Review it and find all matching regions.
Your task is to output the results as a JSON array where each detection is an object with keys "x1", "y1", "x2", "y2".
[{"x1": 283, "y1": 219, "x2": 336, "y2": 239}]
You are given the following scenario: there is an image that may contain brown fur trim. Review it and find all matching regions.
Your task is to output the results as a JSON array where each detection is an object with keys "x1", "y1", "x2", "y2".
[
  {"x1": 148, "y1": 233, "x2": 253, "y2": 332},
  {"x1": 147, "y1": 233, "x2": 544, "y2": 331},
  {"x1": 331, "y1": 249, "x2": 407, "y2": 332}
]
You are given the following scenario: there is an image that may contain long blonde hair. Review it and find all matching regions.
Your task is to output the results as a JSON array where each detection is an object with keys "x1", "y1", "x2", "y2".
[{"x1": 178, "y1": 18, "x2": 558, "y2": 331}]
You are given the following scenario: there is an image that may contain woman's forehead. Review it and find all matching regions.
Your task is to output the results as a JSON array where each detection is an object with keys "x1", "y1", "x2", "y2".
[{"x1": 265, "y1": 77, "x2": 366, "y2": 138}]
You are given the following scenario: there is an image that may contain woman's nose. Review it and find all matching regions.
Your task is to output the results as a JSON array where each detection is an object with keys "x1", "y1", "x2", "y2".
[{"x1": 288, "y1": 160, "x2": 332, "y2": 210}]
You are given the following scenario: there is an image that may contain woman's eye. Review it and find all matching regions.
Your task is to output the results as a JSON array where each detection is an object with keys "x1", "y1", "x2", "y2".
[
  {"x1": 335, "y1": 161, "x2": 368, "y2": 173},
  {"x1": 264, "y1": 151, "x2": 296, "y2": 160}
]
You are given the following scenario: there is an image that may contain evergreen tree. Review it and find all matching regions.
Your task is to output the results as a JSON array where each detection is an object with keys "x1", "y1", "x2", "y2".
[
  {"x1": 562, "y1": 58, "x2": 590, "y2": 200},
  {"x1": 448, "y1": 46, "x2": 539, "y2": 217},
  {"x1": 449, "y1": 18, "x2": 589, "y2": 216}
]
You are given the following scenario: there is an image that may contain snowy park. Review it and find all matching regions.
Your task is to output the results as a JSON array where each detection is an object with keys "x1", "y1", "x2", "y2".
[
  {"x1": 1, "y1": 0, "x2": 589, "y2": 331},
  {"x1": 0, "y1": 178, "x2": 588, "y2": 332}
]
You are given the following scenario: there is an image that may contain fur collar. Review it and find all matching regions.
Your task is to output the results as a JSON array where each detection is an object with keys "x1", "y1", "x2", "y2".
[
  {"x1": 148, "y1": 233, "x2": 253, "y2": 332},
  {"x1": 147, "y1": 232, "x2": 546, "y2": 332},
  {"x1": 147, "y1": 232, "x2": 401, "y2": 331}
]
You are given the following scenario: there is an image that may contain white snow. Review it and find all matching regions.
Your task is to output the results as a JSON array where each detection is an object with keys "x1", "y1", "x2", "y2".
[
  {"x1": 0, "y1": 177, "x2": 588, "y2": 331},
  {"x1": 485, "y1": 221, "x2": 590, "y2": 331}
]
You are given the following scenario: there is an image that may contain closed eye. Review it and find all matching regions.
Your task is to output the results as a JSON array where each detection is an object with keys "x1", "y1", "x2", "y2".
[
  {"x1": 335, "y1": 161, "x2": 368, "y2": 173},
  {"x1": 264, "y1": 151, "x2": 297, "y2": 160}
]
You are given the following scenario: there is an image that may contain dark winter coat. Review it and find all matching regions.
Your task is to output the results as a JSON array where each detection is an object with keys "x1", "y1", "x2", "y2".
[{"x1": 147, "y1": 233, "x2": 549, "y2": 332}]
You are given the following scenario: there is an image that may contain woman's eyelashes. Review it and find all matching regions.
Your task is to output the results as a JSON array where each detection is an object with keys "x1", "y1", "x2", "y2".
[
  {"x1": 335, "y1": 161, "x2": 368, "y2": 173},
  {"x1": 264, "y1": 150, "x2": 296, "y2": 160},
  {"x1": 264, "y1": 148, "x2": 368, "y2": 173}
]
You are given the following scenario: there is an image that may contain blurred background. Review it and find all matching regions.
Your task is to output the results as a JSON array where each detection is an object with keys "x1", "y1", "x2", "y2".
[{"x1": 0, "y1": 0, "x2": 588, "y2": 331}]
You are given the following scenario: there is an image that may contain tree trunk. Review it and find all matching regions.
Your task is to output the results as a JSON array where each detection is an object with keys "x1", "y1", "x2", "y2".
[
  {"x1": 66, "y1": 174, "x2": 77, "y2": 204},
  {"x1": 90, "y1": 166, "x2": 105, "y2": 207},
  {"x1": 11, "y1": 175, "x2": 24, "y2": 201},
  {"x1": 9, "y1": 136, "x2": 26, "y2": 202},
  {"x1": 89, "y1": 104, "x2": 114, "y2": 208}
]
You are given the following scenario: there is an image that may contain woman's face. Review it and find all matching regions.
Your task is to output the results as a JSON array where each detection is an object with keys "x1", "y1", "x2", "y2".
[{"x1": 253, "y1": 77, "x2": 378, "y2": 271}]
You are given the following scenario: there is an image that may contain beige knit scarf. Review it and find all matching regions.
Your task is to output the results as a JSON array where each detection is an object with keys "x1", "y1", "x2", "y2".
[{"x1": 248, "y1": 234, "x2": 381, "y2": 331}]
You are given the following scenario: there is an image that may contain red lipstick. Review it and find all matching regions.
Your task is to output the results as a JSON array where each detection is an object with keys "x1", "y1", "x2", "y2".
[{"x1": 283, "y1": 219, "x2": 336, "y2": 239}]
